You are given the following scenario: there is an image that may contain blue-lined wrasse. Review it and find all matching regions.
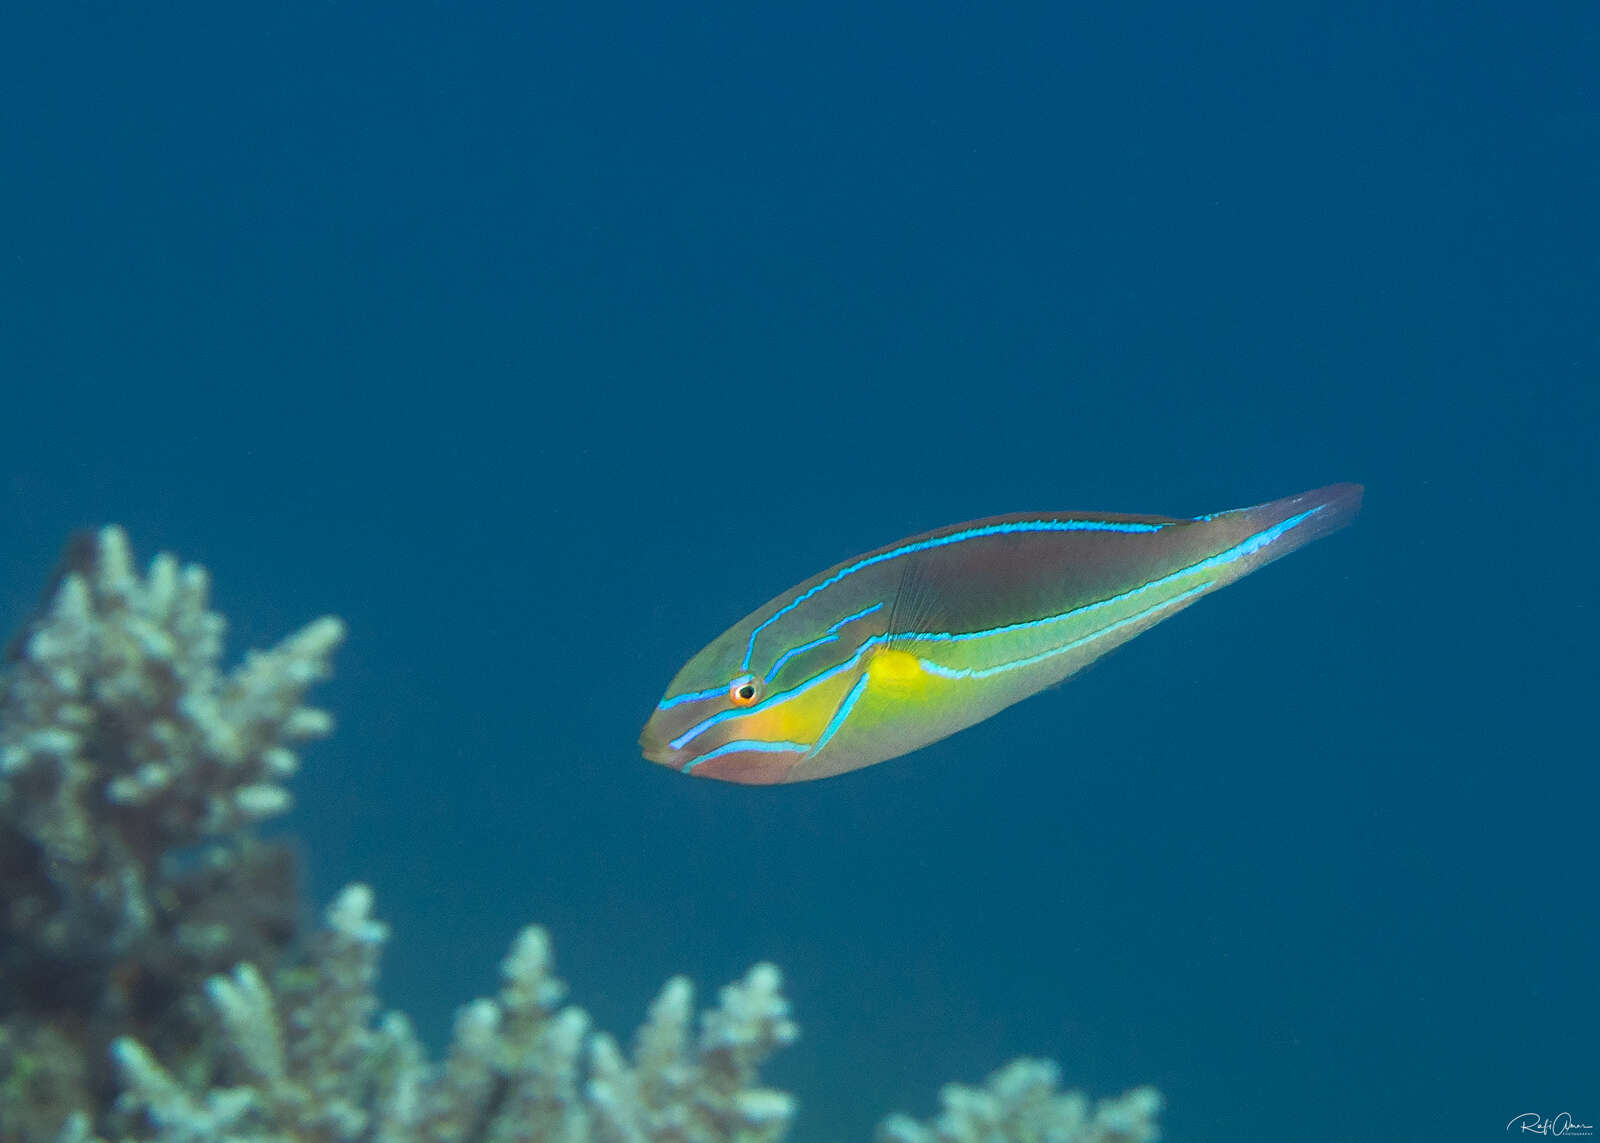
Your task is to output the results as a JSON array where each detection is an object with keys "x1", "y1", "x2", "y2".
[{"x1": 641, "y1": 483, "x2": 1362, "y2": 784}]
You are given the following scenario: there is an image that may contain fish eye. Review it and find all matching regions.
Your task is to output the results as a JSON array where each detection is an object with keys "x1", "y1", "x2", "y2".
[{"x1": 729, "y1": 676, "x2": 760, "y2": 706}]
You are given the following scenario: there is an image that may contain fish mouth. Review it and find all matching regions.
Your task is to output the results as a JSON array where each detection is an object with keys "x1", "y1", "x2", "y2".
[{"x1": 638, "y1": 725, "x2": 681, "y2": 768}]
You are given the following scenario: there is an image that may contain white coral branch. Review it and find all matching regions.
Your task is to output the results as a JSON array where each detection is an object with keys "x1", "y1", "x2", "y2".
[
  {"x1": 0, "y1": 527, "x2": 343, "y2": 955},
  {"x1": 876, "y1": 1059, "x2": 1163, "y2": 1143}
]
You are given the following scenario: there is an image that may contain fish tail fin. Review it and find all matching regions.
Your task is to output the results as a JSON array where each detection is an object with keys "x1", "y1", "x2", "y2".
[{"x1": 1202, "y1": 482, "x2": 1364, "y2": 579}]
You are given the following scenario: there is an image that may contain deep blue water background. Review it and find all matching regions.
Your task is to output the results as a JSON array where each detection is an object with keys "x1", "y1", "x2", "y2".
[{"x1": 3, "y1": 3, "x2": 1595, "y2": 1140}]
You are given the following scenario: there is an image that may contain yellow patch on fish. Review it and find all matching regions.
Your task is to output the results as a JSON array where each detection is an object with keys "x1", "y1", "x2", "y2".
[
  {"x1": 737, "y1": 669, "x2": 856, "y2": 744},
  {"x1": 867, "y1": 648, "x2": 927, "y2": 689}
]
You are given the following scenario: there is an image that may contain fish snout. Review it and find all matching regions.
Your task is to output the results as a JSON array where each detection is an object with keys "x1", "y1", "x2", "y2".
[{"x1": 638, "y1": 723, "x2": 683, "y2": 769}]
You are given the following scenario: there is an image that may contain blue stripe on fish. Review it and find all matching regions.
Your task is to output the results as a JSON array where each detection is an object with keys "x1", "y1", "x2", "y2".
[
  {"x1": 762, "y1": 600, "x2": 888, "y2": 684},
  {"x1": 741, "y1": 517, "x2": 1172, "y2": 670},
  {"x1": 809, "y1": 671, "x2": 871, "y2": 757},
  {"x1": 828, "y1": 601, "x2": 885, "y2": 630},
  {"x1": 682, "y1": 739, "x2": 811, "y2": 774},
  {"x1": 918, "y1": 582, "x2": 1215, "y2": 680},
  {"x1": 765, "y1": 632, "x2": 837, "y2": 683},
  {"x1": 656, "y1": 683, "x2": 730, "y2": 710}
]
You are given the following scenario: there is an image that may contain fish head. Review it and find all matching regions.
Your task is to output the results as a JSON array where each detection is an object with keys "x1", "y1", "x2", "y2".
[{"x1": 640, "y1": 600, "x2": 869, "y2": 785}]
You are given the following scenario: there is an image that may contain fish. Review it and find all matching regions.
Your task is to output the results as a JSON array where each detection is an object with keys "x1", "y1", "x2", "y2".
[{"x1": 640, "y1": 482, "x2": 1362, "y2": 784}]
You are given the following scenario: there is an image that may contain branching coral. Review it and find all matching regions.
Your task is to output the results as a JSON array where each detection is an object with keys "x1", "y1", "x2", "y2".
[
  {"x1": 0, "y1": 528, "x2": 1162, "y2": 1143},
  {"x1": 1, "y1": 528, "x2": 340, "y2": 877},
  {"x1": 90, "y1": 884, "x2": 798, "y2": 1143},
  {"x1": 1, "y1": 527, "x2": 342, "y2": 1138},
  {"x1": 877, "y1": 1060, "x2": 1162, "y2": 1143},
  {"x1": 0, "y1": 525, "x2": 341, "y2": 964}
]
